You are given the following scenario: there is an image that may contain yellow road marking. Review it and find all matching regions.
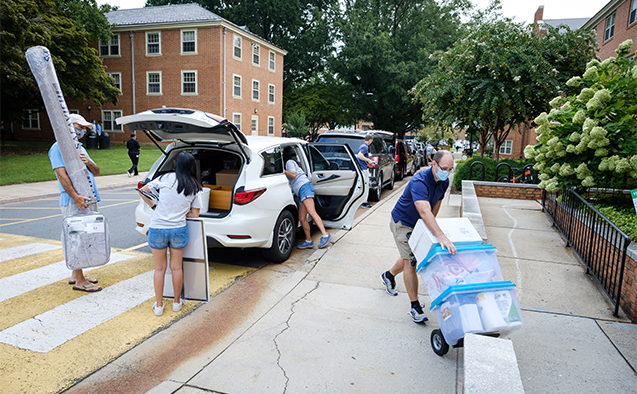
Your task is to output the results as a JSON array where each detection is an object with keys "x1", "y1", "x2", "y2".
[
  {"x1": 0, "y1": 233, "x2": 256, "y2": 394},
  {"x1": 121, "y1": 242, "x2": 149, "y2": 252}
]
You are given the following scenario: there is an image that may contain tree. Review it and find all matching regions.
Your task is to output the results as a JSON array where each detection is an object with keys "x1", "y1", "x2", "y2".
[
  {"x1": 411, "y1": 11, "x2": 597, "y2": 160},
  {"x1": 282, "y1": 112, "x2": 311, "y2": 139},
  {"x1": 55, "y1": 0, "x2": 116, "y2": 43},
  {"x1": 524, "y1": 40, "x2": 637, "y2": 193},
  {"x1": 1, "y1": 0, "x2": 120, "y2": 124},
  {"x1": 332, "y1": 0, "x2": 470, "y2": 136}
]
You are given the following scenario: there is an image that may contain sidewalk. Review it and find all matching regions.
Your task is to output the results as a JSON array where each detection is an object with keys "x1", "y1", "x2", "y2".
[{"x1": 60, "y1": 172, "x2": 637, "y2": 394}]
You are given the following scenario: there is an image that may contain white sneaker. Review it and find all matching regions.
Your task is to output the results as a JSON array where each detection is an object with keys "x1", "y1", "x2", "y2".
[
  {"x1": 173, "y1": 299, "x2": 186, "y2": 312},
  {"x1": 152, "y1": 302, "x2": 164, "y2": 316},
  {"x1": 410, "y1": 306, "x2": 429, "y2": 323},
  {"x1": 127, "y1": 171, "x2": 132, "y2": 178}
]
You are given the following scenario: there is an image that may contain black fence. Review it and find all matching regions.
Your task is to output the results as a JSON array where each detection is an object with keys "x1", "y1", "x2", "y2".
[{"x1": 542, "y1": 188, "x2": 632, "y2": 317}]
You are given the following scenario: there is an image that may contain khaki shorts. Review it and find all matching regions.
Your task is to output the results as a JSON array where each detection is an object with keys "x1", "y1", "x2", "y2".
[{"x1": 390, "y1": 219, "x2": 414, "y2": 260}]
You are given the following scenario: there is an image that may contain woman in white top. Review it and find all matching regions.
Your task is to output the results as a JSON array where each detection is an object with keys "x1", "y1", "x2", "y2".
[
  {"x1": 283, "y1": 147, "x2": 332, "y2": 249},
  {"x1": 138, "y1": 151, "x2": 203, "y2": 316}
]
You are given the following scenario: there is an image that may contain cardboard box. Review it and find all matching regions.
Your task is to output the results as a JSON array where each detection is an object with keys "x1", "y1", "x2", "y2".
[
  {"x1": 215, "y1": 169, "x2": 239, "y2": 186},
  {"x1": 408, "y1": 217, "x2": 482, "y2": 264},
  {"x1": 203, "y1": 185, "x2": 232, "y2": 210}
]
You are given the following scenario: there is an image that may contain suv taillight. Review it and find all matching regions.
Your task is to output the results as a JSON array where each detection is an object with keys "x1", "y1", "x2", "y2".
[
  {"x1": 395, "y1": 154, "x2": 400, "y2": 163},
  {"x1": 234, "y1": 188, "x2": 266, "y2": 205},
  {"x1": 370, "y1": 156, "x2": 379, "y2": 165}
]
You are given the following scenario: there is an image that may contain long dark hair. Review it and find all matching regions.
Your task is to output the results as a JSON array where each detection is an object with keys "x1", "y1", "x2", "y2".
[{"x1": 175, "y1": 151, "x2": 202, "y2": 196}]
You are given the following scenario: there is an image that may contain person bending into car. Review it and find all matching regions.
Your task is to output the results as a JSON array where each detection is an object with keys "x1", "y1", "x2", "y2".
[
  {"x1": 380, "y1": 150, "x2": 457, "y2": 323},
  {"x1": 283, "y1": 148, "x2": 332, "y2": 249},
  {"x1": 356, "y1": 134, "x2": 374, "y2": 209},
  {"x1": 138, "y1": 151, "x2": 202, "y2": 316}
]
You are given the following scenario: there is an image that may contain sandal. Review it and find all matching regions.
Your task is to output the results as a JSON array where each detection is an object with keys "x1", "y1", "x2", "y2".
[
  {"x1": 72, "y1": 283, "x2": 102, "y2": 292},
  {"x1": 68, "y1": 277, "x2": 98, "y2": 285}
]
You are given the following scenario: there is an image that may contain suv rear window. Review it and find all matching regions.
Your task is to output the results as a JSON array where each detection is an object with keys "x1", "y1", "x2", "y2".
[{"x1": 315, "y1": 136, "x2": 362, "y2": 155}]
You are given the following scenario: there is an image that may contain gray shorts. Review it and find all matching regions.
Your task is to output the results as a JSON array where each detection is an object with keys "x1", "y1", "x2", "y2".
[{"x1": 390, "y1": 219, "x2": 413, "y2": 260}]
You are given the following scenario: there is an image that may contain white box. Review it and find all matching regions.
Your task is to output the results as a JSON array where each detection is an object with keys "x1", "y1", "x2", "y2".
[
  {"x1": 408, "y1": 217, "x2": 482, "y2": 265},
  {"x1": 199, "y1": 187, "x2": 210, "y2": 213}
]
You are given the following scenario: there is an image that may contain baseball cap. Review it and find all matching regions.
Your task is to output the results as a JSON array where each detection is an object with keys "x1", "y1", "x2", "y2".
[{"x1": 69, "y1": 114, "x2": 92, "y2": 127}]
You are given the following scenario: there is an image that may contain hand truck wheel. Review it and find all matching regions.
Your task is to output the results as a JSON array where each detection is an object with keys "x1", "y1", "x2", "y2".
[{"x1": 431, "y1": 329, "x2": 449, "y2": 356}]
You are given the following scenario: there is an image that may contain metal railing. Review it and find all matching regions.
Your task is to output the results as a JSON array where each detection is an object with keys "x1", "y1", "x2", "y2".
[{"x1": 542, "y1": 188, "x2": 632, "y2": 317}]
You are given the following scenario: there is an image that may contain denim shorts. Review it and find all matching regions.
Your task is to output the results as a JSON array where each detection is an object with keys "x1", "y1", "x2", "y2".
[
  {"x1": 298, "y1": 182, "x2": 315, "y2": 203},
  {"x1": 148, "y1": 226, "x2": 189, "y2": 249}
]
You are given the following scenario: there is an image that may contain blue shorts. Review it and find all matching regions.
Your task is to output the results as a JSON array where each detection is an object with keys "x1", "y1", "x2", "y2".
[
  {"x1": 298, "y1": 182, "x2": 315, "y2": 202},
  {"x1": 148, "y1": 226, "x2": 189, "y2": 249}
]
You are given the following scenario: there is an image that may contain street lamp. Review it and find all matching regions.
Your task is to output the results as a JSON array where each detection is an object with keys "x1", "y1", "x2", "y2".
[{"x1": 354, "y1": 92, "x2": 373, "y2": 130}]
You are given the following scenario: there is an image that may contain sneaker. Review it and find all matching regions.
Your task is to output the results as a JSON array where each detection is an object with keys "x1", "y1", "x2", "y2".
[
  {"x1": 361, "y1": 202, "x2": 372, "y2": 209},
  {"x1": 298, "y1": 240, "x2": 314, "y2": 249},
  {"x1": 152, "y1": 302, "x2": 164, "y2": 316},
  {"x1": 318, "y1": 234, "x2": 332, "y2": 249},
  {"x1": 410, "y1": 306, "x2": 429, "y2": 323},
  {"x1": 381, "y1": 272, "x2": 398, "y2": 296},
  {"x1": 127, "y1": 171, "x2": 132, "y2": 178},
  {"x1": 173, "y1": 299, "x2": 186, "y2": 312}
]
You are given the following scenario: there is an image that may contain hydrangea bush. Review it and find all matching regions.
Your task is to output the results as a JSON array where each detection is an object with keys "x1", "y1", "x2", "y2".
[{"x1": 525, "y1": 39, "x2": 637, "y2": 193}]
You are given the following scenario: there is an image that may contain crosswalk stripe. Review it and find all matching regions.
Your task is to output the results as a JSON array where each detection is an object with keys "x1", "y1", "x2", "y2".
[
  {"x1": 0, "y1": 253, "x2": 134, "y2": 302},
  {"x1": 0, "y1": 243, "x2": 61, "y2": 263},
  {"x1": 0, "y1": 271, "x2": 154, "y2": 353}
]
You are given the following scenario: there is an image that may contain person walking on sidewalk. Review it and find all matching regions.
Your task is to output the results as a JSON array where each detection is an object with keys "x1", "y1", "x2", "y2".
[
  {"x1": 381, "y1": 150, "x2": 457, "y2": 323},
  {"x1": 49, "y1": 114, "x2": 102, "y2": 293},
  {"x1": 138, "y1": 151, "x2": 203, "y2": 316},
  {"x1": 357, "y1": 134, "x2": 374, "y2": 209},
  {"x1": 126, "y1": 132, "x2": 141, "y2": 177},
  {"x1": 283, "y1": 147, "x2": 332, "y2": 249}
]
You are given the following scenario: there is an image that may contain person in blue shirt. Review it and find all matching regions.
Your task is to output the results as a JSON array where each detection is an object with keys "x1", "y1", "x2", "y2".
[
  {"x1": 380, "y1": 150, "x2": 457, "y2": 323},
  {"x1": 49, "y1": 114, "x2": 102, "y2": 292},
  {"x1": 356, "y1": 134, "x2": 374, "y2": 209}
]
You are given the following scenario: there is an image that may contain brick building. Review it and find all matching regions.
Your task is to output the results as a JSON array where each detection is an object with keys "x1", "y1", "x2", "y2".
[
  {"x1": 582, "y1": 0, "x2": 637, "y2": 60},
  {"x1": 17, "y1": 4, "x2": 287, "y2": 145}
]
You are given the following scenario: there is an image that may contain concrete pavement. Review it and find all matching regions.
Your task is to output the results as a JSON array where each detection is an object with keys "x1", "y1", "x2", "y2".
[{"x1": 3, "y1": 169, "x2": 637, "y2": 393}]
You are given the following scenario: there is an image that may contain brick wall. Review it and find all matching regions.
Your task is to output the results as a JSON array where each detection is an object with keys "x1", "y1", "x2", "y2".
[
  {"x1": 473, "y1": 182, "x2": 543, "y2": 200},
  {"x1": 590, "y1": 0, "x2": 637, "y2": 61}
]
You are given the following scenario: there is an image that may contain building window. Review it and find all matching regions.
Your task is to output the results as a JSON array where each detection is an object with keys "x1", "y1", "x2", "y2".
[
  {"x1": 253, "y1": 43, "x2": 260, "y2": 65},
  {"x1": 233, "y1": 34, "x2": 242, "y2": 59},
  {"x1": 69, "y1": 109, "x2": 79, "y2": 114},
  {"x1": 22, "y1": 110, "x2": 40, "y2": 129},
  {"x1": 100, "y1": 34, "x2": 120, "y2": 56},
  {"x1": 233, "y1": 113, "x2": 241, "y2": 132},
  {"x1": 233, "y1": 75, "x2": 242, "y2": 98},
  {"x1": 181, "y1": 29, "x2": 197, "y2": 54},
  {"x1": 182, "y1": 70, "x2": 197, "y2": 95},
  {"x1": 102, "y1": 110, "x2": 122, "y2": 131},
  {"x1": 630, "y1": 0, "x2": 637, "y2": 25},
  {"x1": 604, "y1": 13, "x2": 615, "y2": 41},
  {"x1": 499, "y1": 140, "x2": 513, "y2": 155},
  {"x1": 147, "y1": 71, "x2": 162, "y2": 95},
  {"x1": 268, "y1": 84, "x2": 275, "y2": 104},
  {"x1": 268, "y1": 116, "x2": 275, "y2": 136},
  {"x1": 252, "y1": 80, "x2": 260, "y2": 101},
  {"x1": 251, "y1": 115, "x2": 259, "y2": 136},
  {"x1": 269, "y1": 51, "x2": 275, "y2": 71},
  {"x1": 146, "y1": 32, "x2": 161, "y2": 55},
  {"x1": 107, "y1": 72, "x2": 121, "y2": 92}
]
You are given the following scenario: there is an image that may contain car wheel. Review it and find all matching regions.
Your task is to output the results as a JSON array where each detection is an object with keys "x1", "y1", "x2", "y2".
[
  {"x1": 369, "y1": 174, "x2": 382, "y2": 202},
  {"x1": 397, "y1": 165, "x2": 404, "y2": 181},
  {"x1": 386, "y1": 170, "x2": 395, "y2": 190},
  {"x1": 262, "y1": 210, "x2": 295, "y2": 263}
]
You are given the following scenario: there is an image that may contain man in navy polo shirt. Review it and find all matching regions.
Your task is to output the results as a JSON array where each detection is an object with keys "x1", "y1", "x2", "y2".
[{"x1": 381, "y1": 150, "x2": 457, "y2": 322}]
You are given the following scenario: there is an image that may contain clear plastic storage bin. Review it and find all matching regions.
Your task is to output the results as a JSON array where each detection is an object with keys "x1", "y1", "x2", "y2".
[
  {"x1": 429, "y1": 281, "x2": 524, "y2": 346},
  {"x1": 416, "y1": 244, "x2": 503, "y2": 302}
]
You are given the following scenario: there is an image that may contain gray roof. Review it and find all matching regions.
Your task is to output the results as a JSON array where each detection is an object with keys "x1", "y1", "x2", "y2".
[
  {"x1": 105, "y1": 4, "x2": 224, "y2": 27},
  {"x1": 541, "y1": 18, "x2": 590, "y2": 31}
]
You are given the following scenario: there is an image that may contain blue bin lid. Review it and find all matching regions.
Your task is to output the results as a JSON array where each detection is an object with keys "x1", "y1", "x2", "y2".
[
  {"x1": 429, "y1": 280, "x2": 516, "y2": 310},
  {"x1": 416, "y1": 244, "x2": 498, "y2": 272}
]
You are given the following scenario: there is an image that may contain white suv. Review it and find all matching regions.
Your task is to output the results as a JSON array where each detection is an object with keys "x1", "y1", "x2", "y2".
[{"x1": 117, "y1": 108, "x2": 368, "y2": 262}]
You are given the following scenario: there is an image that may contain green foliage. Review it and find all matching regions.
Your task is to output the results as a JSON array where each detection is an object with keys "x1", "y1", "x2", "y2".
[
  {"x1": 412, "y1": 11, "x2": 597, "y2": 160},
  {"x1": 526, "y1": 39, "x2": 637, "y2": 193},
  {"x1": 332, "y1": 0, "x2": 470, "y2": 136},
  {"x1": 55, "y1": 0, "x2": 114, "y2": 42},
  {"x1": 590, "y1": 196, "x2": 637, "y2": 241},
  {"x1": 0, "y1": 143, "x2": 162, "y2": 185},
  {"x1": 282, "y1": 112, "x2": 311, "y2": 140},
  {"x1": 0, "y1": 0, "x2": 120, "y2": 124},
  {"x1": 452, "y1": 156, "x2": 535, "y2": 191}
]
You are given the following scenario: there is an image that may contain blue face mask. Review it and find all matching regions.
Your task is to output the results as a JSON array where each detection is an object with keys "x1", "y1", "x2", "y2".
[
  {"x1": 74, "y1": 126, "x2": 86, "y2": 139},
  {"x1": 436, "y1": 169, "x2": 450, "y2": 181}
]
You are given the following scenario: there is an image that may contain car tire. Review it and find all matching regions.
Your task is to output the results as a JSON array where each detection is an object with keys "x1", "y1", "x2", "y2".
[
  {"x1": 262, "y1": 210, "x2": 295, "y2": 263},
  {"x1": 369, "y1": 174, "x2": 382, "y2": 202},
  {"x1": 397, "y1": 165, "x2": 404, "y2": 181},
  {"x1": 386, "y1": 170, "x2": 395, "y2": 190}
]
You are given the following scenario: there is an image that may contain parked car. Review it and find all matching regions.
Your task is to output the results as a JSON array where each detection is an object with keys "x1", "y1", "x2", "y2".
[
  {"x1": 406, "y1": 139, "x2": 425, "y2": 169},
  {"x1": 391, "y1": 140, "x2": 415, "y2": 180},
  {"x1": 315, "y1": 131, "x2": 395, "y2": 202},
  {"x1": 117, "y1": 108, "x2": 368, "y2": 262}
]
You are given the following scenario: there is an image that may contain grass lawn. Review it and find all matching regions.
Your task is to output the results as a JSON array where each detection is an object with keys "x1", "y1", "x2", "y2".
[{"x1": 0, "y1": 141, "x2": 162, "y2": 186}]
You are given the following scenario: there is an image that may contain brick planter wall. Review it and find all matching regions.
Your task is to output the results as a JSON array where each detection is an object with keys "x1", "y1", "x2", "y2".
[{"x1": 472, "y1": 181, "x2": 543, "y2": 200}]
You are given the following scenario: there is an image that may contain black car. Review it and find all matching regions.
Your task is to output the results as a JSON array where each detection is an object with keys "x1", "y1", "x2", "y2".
[{"x1": 315, "y1": 131, "x2": 396, "y2": 201}]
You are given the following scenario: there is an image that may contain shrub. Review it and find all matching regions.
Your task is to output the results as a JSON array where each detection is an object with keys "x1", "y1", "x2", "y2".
[{"x1": 453, "y1": 156, "x2": 535, "y2": 191}]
